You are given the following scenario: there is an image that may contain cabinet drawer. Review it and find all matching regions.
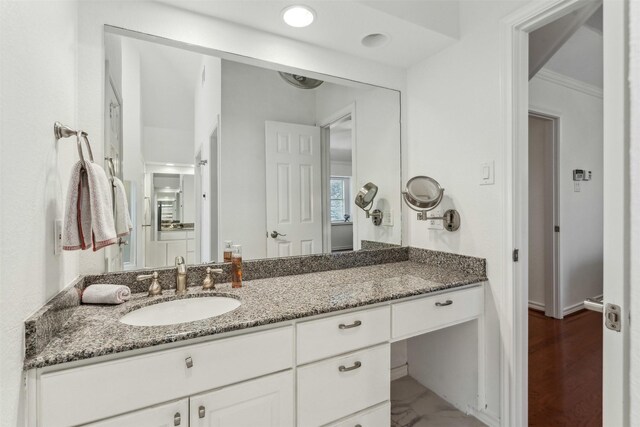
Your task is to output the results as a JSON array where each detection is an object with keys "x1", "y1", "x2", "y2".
[
  {"x1": 39, "y1": 327, "x2": 293, "y2": 427},
  {"x1": 84, "y1": 398, "x2": 189, "y2": 427},
  {"x1": 297, "y1": 306, "x2": 390, "y2": 364},
  {"x1": 328, "y1": 402, "x2": 390, "y2": 427},
  {"x1": 392, "y1": 286, "x2": 483, "y2": 340},
  {"x1": 297, "y1": 344, "x2": 389, "y2": 427}
]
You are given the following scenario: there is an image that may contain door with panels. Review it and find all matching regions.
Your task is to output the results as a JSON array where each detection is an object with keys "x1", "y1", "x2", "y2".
[
  {"x1": 190, "y1": 371, "x2": 294, "y2": 427},
  {"x1": 265, "y1": 120, "x2": 322, "y2": 258}
]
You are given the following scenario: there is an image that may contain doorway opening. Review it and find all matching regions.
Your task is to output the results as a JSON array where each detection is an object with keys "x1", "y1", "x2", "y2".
[
  {"x1": 527, "y1": 112, "x2": 560, "y2": 319},
  {"x1": 319, "y1": 105, "x2": 357, "y2": 254},
  {"x1": 512, "y1": 1, "x2": 606, "y2": 425}
]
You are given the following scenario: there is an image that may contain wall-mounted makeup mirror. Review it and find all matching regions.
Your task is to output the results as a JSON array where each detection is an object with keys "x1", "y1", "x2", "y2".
[
  {"x1": 355, "y1": 182, "x2": 383, "y2": 226},
  {"x1": 402, "y1": 176, "x2": 460, "y2": 232},
  {"x1": 103, "y1": 28, "x2": 401, "y2": 272}
]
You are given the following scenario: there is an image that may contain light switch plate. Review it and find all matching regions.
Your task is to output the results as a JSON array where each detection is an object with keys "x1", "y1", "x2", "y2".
[
  {"x1": 427, "y1": 208, "x2": 444, "y2": 230},
  {"x1": 382, "y1": 210, "x2": 393, "y2": 226},
  {"x1": 480, "y1": 161, "x2": 495, "y2": 185},
  {"x1": 574, "y1": 182, "x2": 581, "y2": 192}
]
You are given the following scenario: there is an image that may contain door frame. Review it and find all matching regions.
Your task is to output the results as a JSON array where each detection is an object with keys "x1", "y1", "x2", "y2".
[
  {"x1": 528, "y1": 109, "x2": 562, "y2": 319},
  {"x1": 318, "y1": 103, "x2": 357, "y2": 252},
  {"x1": 500, "y1": 0, "x2": 628, "y2": 425}
]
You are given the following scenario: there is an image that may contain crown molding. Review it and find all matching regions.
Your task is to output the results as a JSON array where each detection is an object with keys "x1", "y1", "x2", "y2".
[{"x1": 534, "y1": 68, "x2": 603, "y2": 98}]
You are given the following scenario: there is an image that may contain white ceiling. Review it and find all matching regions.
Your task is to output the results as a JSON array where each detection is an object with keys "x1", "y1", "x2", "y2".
[
  {"x1": 544, "y1": 25, "x2": 603, "y2": 88},
  {"x1": 156, "y1": 0, "x2": 460, "y2": 68}
]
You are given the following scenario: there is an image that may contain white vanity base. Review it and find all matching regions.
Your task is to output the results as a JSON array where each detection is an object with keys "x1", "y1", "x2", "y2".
[{"x1": 26, "y1": 283, "x2": 488, "y2": 427}]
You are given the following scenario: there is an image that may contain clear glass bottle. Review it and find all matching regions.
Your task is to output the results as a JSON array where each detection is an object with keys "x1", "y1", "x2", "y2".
[
  {"x1": 223, "y1": 241, "x2": 233, "y2": 263},
  {"x1": 231, "y1": 245, "x2": 243, "y2": 288}
]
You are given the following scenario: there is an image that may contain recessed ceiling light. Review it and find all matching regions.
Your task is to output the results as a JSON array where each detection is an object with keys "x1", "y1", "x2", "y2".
[
  {"x1": 166, "y1": 163, "x2": 175, "y2": 166},
  {"x1": 361, "y1": 33, "x2": 390, "y2": 48},
  {"x1": 282, "y1": 5, "x2": 315, "y2": 28}
]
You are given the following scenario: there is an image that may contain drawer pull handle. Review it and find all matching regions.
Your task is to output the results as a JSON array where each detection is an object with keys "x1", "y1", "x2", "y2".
[
  {"x1": 199, "y1": 406, "x2": 206, "y2": 418},
  {"x1": 185, "y1": 357, "x2": 193, "y2": 368},
  {"x1": 435, "y1": 300, "x2": 453, "y2": 307},
  {"x1": 339, "y1": 361, "x2": 362, "y2": 372},
  {"x1": 174, "y1": 412, "x2": 181, "y2": 426},
  {"x1": 339, "y1": 320, "x2": 362, "y2": 330}
]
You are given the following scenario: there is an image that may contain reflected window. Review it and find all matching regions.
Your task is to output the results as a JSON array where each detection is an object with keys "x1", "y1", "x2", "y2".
[{"x1": 330, "y1": 177, "x2": 351, "y2": 222}]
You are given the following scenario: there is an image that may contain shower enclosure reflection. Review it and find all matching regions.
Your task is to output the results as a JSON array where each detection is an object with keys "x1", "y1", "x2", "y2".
[{"x1": 105, "y1": 29, "x2": 401, "y2": 272}]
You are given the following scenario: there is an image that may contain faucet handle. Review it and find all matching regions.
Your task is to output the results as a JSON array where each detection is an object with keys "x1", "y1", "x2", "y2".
[
  {"x1": 137, "y1": 271, "x2": 162, "y2": 296},
  {"x1": 202, "y1": 267, "x2": 224, "y2": 291},
  {"x1": 136, "y1": 271, "x2": 158, "y2": 281}
]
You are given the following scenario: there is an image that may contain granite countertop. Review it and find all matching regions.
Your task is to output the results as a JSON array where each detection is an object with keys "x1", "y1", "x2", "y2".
[{"x1": 24, "y1": 260, "x2": 486, "y2": 370}]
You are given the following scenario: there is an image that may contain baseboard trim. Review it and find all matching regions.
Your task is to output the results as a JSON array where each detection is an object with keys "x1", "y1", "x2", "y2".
[
  {"x1": 390, "y1": 364, "x2": 408, "y2": 381},
  {"x1": 528, "y1": 301, "x2": 545, "y2": 311},
  {"x1": 469, "y1": 407, "x2": 500, "y2": 427},
  {"x1": 563, "y1": 294, "x2": 603, "y2": 316}
]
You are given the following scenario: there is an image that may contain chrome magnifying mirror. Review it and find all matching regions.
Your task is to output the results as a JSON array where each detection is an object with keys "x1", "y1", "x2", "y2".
[
  {"x1": 355, "y1": 182, "x2": 383, "y2": 226},
  {"x1": 402, "y1": 176, "x2": 460, "y2": 232}
]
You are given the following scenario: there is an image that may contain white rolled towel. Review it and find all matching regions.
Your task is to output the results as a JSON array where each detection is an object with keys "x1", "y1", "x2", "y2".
[{"x1": 82, "y1": 284, "x2": 131, "y2": 305}]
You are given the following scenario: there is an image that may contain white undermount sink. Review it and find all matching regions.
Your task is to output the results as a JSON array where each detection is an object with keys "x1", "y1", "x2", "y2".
[{"x1": 119, "y1": 297, "x2": 241, "y2": 327}]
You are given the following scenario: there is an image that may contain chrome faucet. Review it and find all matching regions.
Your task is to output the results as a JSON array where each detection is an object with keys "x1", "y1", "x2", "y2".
[{"x1": 175, "y1": 256, "x2": 188, "y2": 295}]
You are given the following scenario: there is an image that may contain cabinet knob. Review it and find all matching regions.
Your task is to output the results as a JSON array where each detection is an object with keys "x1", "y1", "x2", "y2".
[
  {"x1": 173, "y1": 412, "x2": 181, "y2": 426},
  {"x1": 185, "y1": 357, "x2": 193, "y2": 368},
  {"x1": 199, "y1": 405, "x2": 206, "y2": 418}
]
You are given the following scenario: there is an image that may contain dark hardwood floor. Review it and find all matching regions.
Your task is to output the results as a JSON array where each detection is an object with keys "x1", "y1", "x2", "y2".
[{"x1": 529, "y1": 309, "x2": 603, "y2": 426}]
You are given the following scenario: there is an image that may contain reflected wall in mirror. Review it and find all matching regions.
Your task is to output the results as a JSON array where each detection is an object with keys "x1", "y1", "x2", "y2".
[{"x1": 104, "y1": 30, "x2": 401, "y2": 272}]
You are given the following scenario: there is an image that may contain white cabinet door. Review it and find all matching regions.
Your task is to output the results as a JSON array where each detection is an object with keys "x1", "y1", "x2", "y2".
[
  {"x1": 84, "y1": 398, "x2": 188, "y2": 427},
  {"x1": 190, "y1": 371, "x2": 294, "y2": 427}
]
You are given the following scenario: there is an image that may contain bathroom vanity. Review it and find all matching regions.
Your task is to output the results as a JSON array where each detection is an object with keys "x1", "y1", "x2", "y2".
[{"x1": 23, "y1": 248, "x2": 487, "y2": 427}]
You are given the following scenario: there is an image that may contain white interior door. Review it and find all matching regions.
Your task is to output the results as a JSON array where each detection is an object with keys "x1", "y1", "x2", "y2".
[
  {"x1": 265, "y1": 121, "x2": 322, "y2": 258},
  {"x1": 602, "y1": 1, "x2": 629, "y2": 424}
]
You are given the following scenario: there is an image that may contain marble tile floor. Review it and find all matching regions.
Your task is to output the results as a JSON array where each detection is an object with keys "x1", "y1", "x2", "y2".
[{"x1": 391, "y1": 376, "x2": 486, "y2": 427}]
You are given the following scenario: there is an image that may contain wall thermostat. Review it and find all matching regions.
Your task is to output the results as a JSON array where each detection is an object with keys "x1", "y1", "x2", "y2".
[{"x1": 573, "y1": 169, "x2": 584, "y2": 181}]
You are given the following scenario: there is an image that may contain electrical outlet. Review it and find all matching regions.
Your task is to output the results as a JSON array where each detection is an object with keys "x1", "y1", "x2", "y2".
[
  {"x1": 54, "y1": 219, "x2": 63, "y2": 255},
  {"x1": 574, "y1": 182, "x2": 581, "y2": 192},
  {"x1": 427, "y1": 208, "x2": 444, "y2": 230}
]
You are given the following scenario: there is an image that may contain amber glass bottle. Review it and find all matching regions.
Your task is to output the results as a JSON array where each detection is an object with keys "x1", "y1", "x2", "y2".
[{"x1": 231, "y1": 245, "x2": 243, "y2": 288}]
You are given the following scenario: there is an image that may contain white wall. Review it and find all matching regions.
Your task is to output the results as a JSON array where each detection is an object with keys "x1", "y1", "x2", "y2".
[
  {"x1": 529, "y1": 74, "x2": 604, "y2": 313},
  {"x1": 220, "y1": 60, "x2": 317, "y2": 260},
  {"x1": 405, "y1": 1, "x2": 528, "y2": 419},
  {"x1": 142, "y1": 126, "x2": 194, "y2": 165},
  {"x1": 316, "y1": 83, "x2": 402, "y2": 248},
  {"x1": 76, "y1": 0, "x2": 405, "y2": 273},
  {"x1": 0, "y1": 1, "x2": 79, "y2": 425}
]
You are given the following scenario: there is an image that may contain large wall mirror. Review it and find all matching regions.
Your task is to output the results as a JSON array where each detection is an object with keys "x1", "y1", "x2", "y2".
[{"x1": 104, "y1": 28, "x2": 401, "y2": 272}]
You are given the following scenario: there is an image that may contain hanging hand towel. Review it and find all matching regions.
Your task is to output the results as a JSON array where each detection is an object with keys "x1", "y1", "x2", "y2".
[
  {"x1": 63, "y1": 161, "x2": 92, "y2": 250},
  {"x1": 84, "y1": 161, "x2": 118, "y2": 250},
  {"x1": 82, "y1": 284, "x2": 131, "y2": 305},
  {"x1": 112, "y1": 176, "x2": 133, "y2": 237}
]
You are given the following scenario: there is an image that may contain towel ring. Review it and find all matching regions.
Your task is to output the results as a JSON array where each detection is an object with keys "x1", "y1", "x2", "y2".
[{"x1": 76, "y1": 132, "x2": 94, "y2": 166}]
